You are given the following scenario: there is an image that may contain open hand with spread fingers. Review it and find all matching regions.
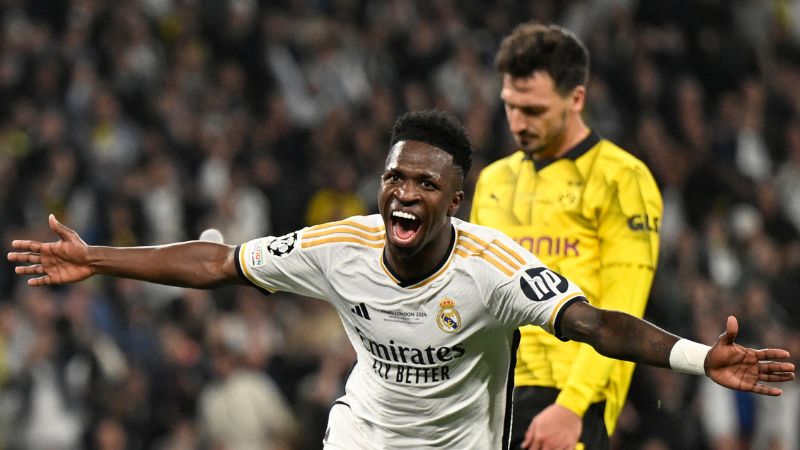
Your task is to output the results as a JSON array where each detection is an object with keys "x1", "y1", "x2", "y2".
[
  {"x1": 707, "y1": 316, "x2": 795, "y2": 396},
  {"x1": 7, "y1": 214, "x2": 94, "y2": 286}
]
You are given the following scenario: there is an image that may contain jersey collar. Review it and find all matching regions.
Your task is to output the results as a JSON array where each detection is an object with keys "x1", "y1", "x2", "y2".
[
  {"x1": 527, "y1": 130, "x2": 600, "y2": 171},
  {"x1": 381, "y1": 225, "x2": 457, "y2": 288}
]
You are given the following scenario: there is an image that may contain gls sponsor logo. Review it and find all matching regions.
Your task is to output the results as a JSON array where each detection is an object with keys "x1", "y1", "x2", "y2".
[
  {"x1": 520, "y1": 267, "x2": 569, "y2": 302},
  {"x1": 627, "y1": 214, "x2": 660, "y2": 232}
]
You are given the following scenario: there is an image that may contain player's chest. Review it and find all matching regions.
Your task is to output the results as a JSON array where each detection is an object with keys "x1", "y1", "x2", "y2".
[
  {"x1": 517, "y1": 163, "x2": 589, "y2": 217},
  {"x1": 331, "y1": 277, "x2": 491, "y2": 344}
]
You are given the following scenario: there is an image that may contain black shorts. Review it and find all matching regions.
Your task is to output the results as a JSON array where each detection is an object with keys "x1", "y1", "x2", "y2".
[{"x1": 510, "y1": 386, "x2": 609, "y2": 450}]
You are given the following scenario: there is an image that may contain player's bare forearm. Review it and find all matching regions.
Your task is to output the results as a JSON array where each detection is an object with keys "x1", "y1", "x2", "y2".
[
  {"x1": 560, "y1": 301, "x2": 678, "y2": 369},
  {"x1": 89, "y1": 241, "x2": 241, "y2": 288},
  {"x1": 10, "y1": 215, "x2": 244, "y2": 289}
]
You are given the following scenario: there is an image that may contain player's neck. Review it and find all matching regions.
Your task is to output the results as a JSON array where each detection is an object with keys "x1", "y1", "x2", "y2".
[
  {"x1": 529, "y1": 119, "x2": 590, "y2": 162},
  {"x1": 555, "y1": 120, "x2": 591, "y2": 159},
  {"x1": 384, "y1": 225, "x2": 454, "y2": 283}
]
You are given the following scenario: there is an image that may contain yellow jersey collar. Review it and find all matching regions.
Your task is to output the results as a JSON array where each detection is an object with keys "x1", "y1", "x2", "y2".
[{"x1": 526, "y1": 130, "x2": 601, "y2": 171}]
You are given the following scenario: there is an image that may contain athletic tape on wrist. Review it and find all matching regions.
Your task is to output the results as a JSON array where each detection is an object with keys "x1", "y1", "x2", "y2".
[{"x1": 669, "y1": 338, "x2": 711, "y2": 376}]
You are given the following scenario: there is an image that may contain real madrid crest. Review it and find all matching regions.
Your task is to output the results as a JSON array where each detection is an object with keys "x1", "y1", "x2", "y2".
[{"x1": 436, "y1": 298, "x2": 461, "y2": 333}]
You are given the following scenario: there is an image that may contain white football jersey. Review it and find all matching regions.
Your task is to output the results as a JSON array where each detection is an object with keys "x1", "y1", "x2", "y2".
[{"x1": 235, "y1": 215, "x2": 586, "y2": 449}]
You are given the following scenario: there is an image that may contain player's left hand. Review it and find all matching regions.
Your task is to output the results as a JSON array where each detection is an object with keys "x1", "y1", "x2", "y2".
[
  {"x1": 521, "y1": 403, "x2": 581, "y2": 450},
  {"x1": 706, "y1": 316, "x2": 795, "y2": 396}
]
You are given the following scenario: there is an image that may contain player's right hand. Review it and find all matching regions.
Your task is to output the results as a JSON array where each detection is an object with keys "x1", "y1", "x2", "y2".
[{"x1": 8, "y1": 214, "x2": 93, "y2": 286}]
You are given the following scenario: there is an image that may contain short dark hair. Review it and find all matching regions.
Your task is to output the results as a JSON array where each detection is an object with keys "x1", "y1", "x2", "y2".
[
  {"x1": 389, "y1": 110, "x2": 472, "y2": 180},
  {"x1": 495, "y1": 22, "x2": 589, "y2": 96}
]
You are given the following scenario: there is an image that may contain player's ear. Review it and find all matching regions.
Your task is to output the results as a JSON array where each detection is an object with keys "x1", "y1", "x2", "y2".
[
  {"x1": 570, "y1": 85, "x2": 586, "y2": 112},
  {"x1": 448, "y1": 190, "x2": 464, "y2": 217}
]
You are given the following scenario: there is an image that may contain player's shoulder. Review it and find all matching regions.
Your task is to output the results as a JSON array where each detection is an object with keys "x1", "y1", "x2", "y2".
[
  {"x1": 298, "y1": 214, "x2": 385, "y2": 251},
  {"x1": 584, "y1": 138, "x2": 659, "y2": 193},
  {"x1": 303, "y1": 214, "x2": 384, "y2": 231},
  {"x1": 590, "y1": 138, "x2": 653, "y2": 176},
  {"x1": 454, "y1": 218, "x2": 510, "y2": 241},
  {"x1": 477, "y1": 151, "x2": 527, "y2": 181},
  {"x1": 582, "y1": 139, "x2": 664, "y2": 214},
  {"x1": 453, "y1": 218, "x2": 535, "y2": 276}
]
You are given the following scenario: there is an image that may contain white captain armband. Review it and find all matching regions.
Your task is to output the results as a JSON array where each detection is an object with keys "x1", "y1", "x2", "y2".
[{"x1": 669, "y1": 338, "x2": 711, "y2": 376}]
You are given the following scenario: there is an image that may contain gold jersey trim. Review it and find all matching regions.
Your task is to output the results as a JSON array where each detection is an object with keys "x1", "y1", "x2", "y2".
[
  {"x1": 304, "y1": 227, "x2": 385, "y2": 242},
  {"x1": 302, "y1": 219, "x2": 386, "y2": 250},
  {"x1": 456, "y1": 231, "x2": 525, "y2": 276},
  {"x1": 302, "y1": 236, "x2": 385, "y2": 249},
  {"x1": 237, "y1": 242, "x2": 278, "y2": 293},
  {"x1": 547, "y1": 293, "x2": 583, "y2": 330},
  {"x1": 454, "y1": 247, "x2": 514, "y2": 277},
  {"x1": 307, "y1": 218, "x2": 385, "y2": 234}
]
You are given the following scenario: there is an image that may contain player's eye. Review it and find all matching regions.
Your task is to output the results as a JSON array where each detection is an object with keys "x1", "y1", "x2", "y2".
[
  {"x1": 421, "y1": 180, "x2": 437, "y2": 190},
  {"x1": 507, "y1": 103, "x2": 544, "y2": 117},
  {"x1": 521, "y1": 106, "x2": 544, "y2": 116}
]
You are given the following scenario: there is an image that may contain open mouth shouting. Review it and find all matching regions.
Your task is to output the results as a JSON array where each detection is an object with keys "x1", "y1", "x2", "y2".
[{"x1": 390, "y1": 210, "x2": 422, "y2": 246}]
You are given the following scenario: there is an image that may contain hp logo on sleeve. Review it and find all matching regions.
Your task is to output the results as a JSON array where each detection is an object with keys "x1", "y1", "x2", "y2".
[{"x1": 519, "y1": 267, "x2": 569, "y2": 302}]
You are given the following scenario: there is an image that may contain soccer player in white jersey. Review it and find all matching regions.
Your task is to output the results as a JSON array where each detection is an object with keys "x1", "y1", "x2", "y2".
[{"x1": 8, "y1": 110, "x2": 795, "y2": 450}]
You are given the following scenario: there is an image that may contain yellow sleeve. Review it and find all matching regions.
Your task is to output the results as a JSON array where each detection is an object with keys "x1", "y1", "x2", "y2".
[
  {"x1": 555, "y1": 164, "x2": 662, "y2": 418},
  {"x1": 469, "y1": 174, "x2": 483, "y2": 223},
  {"x1": 555, "y1": 265, "x2": 655, "y2": 416},
  {"x1": 469, "y1": 157, "x2": 524, "y2": 227}
]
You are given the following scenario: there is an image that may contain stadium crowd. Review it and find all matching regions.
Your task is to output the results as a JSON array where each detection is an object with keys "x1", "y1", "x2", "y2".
[{"x1": 0, "y1": 0, "x2": 798, "y2": 449}]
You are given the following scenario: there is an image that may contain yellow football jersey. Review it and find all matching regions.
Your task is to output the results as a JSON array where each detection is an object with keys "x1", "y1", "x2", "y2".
[{"x1": 470, "y1": 131, "x2": 662, "y2": 435}]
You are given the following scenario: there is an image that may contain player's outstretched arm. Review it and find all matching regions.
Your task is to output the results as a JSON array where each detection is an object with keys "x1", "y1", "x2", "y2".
[
  {"x1": 8, "y1": 215, "x2": 242, "y2": 289},
  {"x1": 559, "y1": 302, "x2": 795, "y2": 396}
]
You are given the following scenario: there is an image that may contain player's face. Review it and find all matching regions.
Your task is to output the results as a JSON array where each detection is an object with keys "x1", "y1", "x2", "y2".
[
  {"x1": 379, "y1": 141, "x2": 464, "y2": 258},
  {"x1": 501, "y1": 72, "x2": 582, "y2": 160}
]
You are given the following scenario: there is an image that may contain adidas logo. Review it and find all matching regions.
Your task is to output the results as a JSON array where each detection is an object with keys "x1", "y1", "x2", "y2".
[{"x1": 350, "y1": 302, "x2": 371, "y2": 320}]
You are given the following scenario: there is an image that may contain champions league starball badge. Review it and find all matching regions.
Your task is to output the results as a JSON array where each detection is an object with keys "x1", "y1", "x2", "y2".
[
  {"x1": 436, "y1": 298, "x2": 461, "y2": 333},
  {"x1": 267, "y1": 232, "x2": 297, "y2": 257}
]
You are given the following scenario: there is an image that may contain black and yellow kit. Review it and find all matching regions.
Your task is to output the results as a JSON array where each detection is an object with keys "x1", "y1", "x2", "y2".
[{"x1": 470, "y1": 131, "x2": 662, "y2": 435}]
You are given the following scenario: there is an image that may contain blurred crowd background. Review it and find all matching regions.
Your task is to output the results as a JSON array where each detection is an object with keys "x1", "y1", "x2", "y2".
[{"x1": 0, "y1": 0, "x2": 799, "y2": 449}]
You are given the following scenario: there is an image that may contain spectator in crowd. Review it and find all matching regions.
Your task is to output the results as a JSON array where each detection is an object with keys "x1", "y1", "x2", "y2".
[{"x1": 198, "y1": 315, "x2": 296, "y2": 450}]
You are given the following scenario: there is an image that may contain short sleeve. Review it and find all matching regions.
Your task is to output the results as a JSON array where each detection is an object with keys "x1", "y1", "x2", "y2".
[
  {"x1": 235, "y1": 229, "x2": 329, "y2": 300},
  {"x1": 485, "y1": 238, "x2": 587, "y2": 340}
]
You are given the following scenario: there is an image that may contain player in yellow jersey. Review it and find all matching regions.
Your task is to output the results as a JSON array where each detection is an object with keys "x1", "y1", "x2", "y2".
[{"x1": 471, "y1": 23, "x2": 664, "y2": 450}]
